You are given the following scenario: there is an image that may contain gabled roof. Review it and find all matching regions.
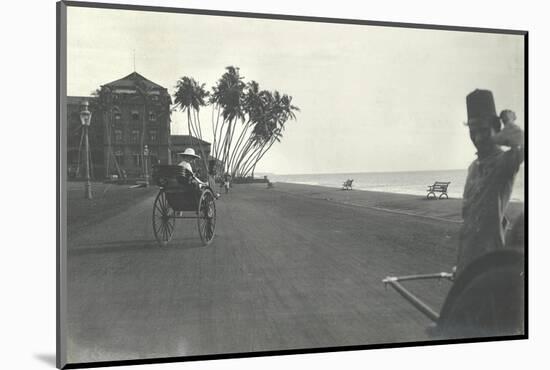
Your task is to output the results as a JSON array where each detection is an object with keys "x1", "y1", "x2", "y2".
[
  {"x1": 170, "y1": 135, "x2": 211, "y2": 147},
  {"x1": 102, "y1": 72, "x2": 167, "y2": 91}
]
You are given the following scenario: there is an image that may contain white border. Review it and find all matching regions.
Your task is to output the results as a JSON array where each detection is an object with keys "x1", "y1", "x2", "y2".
[{"x1": 3, "y1": 1, "x2": 546, "y2": 369}]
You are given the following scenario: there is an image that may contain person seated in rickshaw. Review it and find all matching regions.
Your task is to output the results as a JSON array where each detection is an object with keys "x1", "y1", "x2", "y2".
[{"x1": 177, "y1": 148, "x2": 207, "y2": 188}]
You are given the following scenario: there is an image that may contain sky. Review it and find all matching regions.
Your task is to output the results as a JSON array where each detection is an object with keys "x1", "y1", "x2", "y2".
[{"x1": 67, "y1": 6, "x2": 525, "y2": 175}]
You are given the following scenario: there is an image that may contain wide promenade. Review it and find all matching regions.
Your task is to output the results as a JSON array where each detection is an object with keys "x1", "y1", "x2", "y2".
[{"x1": 66, "y1": 182, "x2": 522, "y2": 363}]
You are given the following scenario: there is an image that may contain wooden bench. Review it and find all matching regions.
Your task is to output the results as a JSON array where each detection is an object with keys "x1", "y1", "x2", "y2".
[
  {"x1": 342, "y1": 179, "x2": 354, "y2": 190},
  {"x1": 426, "y1": 181, "x2": 450, "y2": 199}
]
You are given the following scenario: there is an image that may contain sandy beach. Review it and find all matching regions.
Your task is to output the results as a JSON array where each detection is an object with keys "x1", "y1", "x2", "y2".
[{"x1": 66, "y1": 182, "x2": 525, "y2": 363}]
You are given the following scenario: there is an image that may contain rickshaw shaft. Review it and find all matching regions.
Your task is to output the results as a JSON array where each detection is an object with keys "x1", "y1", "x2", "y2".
[
  {"x1": 383, "y1": 280, "x2": 440, "y2": 322},
  {"x1": 385, "y1": 272, "x2": 453, "y2": 282}
]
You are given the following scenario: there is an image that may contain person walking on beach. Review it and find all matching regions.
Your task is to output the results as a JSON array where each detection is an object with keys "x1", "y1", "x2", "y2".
[{"x1": 455, "y1": 89, "x2": 524, "y2": 276}]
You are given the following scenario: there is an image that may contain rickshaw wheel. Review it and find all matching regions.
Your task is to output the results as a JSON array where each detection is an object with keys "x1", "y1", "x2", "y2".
[
  {"x1": 197, "y1": 189, "x2": 216, "y2": 246},
  {"x1": 152, "y1": 191, "x2": 175, "y2": 246},
  {"x1": 436, "y1": 249, "x2": 524, "y2": 338}
]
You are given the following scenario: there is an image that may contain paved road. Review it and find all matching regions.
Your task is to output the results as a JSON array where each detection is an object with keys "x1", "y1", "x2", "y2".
[{"x1": 67, "y1": 184, "x2": 459, "y2": 363}]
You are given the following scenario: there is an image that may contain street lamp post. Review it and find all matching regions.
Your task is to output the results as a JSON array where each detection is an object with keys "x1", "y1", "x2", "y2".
[
  {"x1": 143, "y1": 144, "x2": 150, "y2": 187},
  {"x1": 80, "y1": 101, "x2": 93, "y2": 199}
]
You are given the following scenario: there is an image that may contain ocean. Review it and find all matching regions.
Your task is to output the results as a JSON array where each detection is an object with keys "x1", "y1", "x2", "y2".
[{"x1": 271, "y1": 167, "x2": 525, "y2": 202}]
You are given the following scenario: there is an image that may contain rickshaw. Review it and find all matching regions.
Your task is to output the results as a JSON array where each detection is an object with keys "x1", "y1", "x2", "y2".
[
  {"x1": 383, "y1": 217, "x2": 525, "y2": 338},
  {"x1": 151, "y1": 165, "x2": 216, "y2": 246}
]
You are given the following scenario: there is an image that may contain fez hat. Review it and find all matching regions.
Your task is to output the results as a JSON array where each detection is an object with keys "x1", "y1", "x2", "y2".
[
  {"x1": 177, "y1": 148, "x2": 200, "y2": 159},
  {"x1": 466, "y1": 89, "x2": 498, "y2": 126}
]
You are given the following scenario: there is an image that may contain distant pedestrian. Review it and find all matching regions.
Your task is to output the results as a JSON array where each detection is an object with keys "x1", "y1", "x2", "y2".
[
  {"x1": 455, "y1": 89, "x2": 524, "y2": 276},
  {"x1": 223, "y1": 173, "x2": 232, "y2": 194}
]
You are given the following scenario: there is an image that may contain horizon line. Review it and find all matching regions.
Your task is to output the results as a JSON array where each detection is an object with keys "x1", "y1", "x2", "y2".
[{"x1": 259, "y1": 168, "x2": 469, "y2": 177}]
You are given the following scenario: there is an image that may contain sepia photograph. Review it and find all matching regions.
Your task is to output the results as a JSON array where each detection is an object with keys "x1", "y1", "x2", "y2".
[{"x1": 57, "y1": 1, "x2": 526, "y2": 368}]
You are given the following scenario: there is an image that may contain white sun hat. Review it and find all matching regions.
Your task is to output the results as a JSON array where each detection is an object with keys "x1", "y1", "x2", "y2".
[{"x1": 177, "y1": 148, "x2": 200, "y2": 159}]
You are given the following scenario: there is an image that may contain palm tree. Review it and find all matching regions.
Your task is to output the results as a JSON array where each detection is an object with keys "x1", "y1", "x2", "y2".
[
  {"x1": 227, "y1": 80, "x2": 263, "y2": 175},
  {"x1": 232, "y1": 88, "x2": 273, "y2": 176},
  {"x1": 253, "y1": 93, "x2": 299, "y2": 176},
  {"x1": 240, "y1": 92, "x2": 299, "y2": 177},
  {"x1": 174, "y1": 76, "x2": 210, "y2": 168},
  {"x1": 174, "y1": 76, "x2": 209, "y2": 139},
  {"x1": 173, "y1": 66, "x2": 299, "y2": 178},
  {"x1": 210, "y1": 66, "x2": 245, "y2": 172},
  {"x1": 235, "y1": 90, "x2": 276, "y2": 176}
]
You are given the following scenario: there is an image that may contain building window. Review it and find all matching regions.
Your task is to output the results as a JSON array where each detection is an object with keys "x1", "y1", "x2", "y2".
[
  {"x1": 113, "y1": 106, "x2": 122, "y2": 122},
  {"x1": 114, "y1": 129, "x2": 123, "y2": 143},
  {"x1": 151, "y1": 95, "x2": 159, "y2": 102},
  {"x1": 131, "y1": 130, "x2": 139, "y2": 144},
  {"x1": 131, "y1": 110, "x2": 140, "y2": 120},
  {"x1": 149, "y1": 130, "x2": 157, "y2": 142},
  {"x1": 114, "y1": 150, "x2": 124, "y2": 166},
  {"x1": 149, "y1": 111, "x2": 157, "y2": 122}
]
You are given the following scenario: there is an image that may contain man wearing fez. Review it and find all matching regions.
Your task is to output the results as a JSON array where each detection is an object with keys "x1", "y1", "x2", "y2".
[{"x1": 455, "y1": 89, "x2": 524, "y2": 276}]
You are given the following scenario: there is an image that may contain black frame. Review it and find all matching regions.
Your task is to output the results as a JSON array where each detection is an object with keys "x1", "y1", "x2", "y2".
[{"x1": 57, "y1": 1, "x2": 528, "y2": 368}]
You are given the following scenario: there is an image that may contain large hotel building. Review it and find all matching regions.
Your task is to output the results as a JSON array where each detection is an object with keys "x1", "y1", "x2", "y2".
[{"x1": 67, "y1": 72, "x2": 211, "y2": 179}]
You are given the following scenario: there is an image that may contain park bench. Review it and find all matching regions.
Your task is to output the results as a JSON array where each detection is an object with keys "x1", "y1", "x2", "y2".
[
  {"x1": 342, "y1": 179, "x2": 354, "y2": 190},
  {"x1": 426, "y1": 181, "x2": 450, "y2": 199}
]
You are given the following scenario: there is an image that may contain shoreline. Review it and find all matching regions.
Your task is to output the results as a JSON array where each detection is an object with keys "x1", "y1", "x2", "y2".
[
  {"x1": 268, "y1": 166, "x2": 525, "y2": 203},
  {"x1": 264, "y1": 181, "x2": 524, "y2": 224},
  {"x1": 274, "y1": 180, "x2": 524, "y2": 203}
]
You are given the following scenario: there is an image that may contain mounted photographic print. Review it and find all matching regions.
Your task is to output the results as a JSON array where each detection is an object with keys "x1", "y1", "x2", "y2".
[{"x1": 57, "y1": 1, "x2": 527, "y2": 368}]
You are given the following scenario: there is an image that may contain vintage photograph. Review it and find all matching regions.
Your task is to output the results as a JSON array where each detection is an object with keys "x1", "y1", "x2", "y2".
[{"x1": 58, "y1": 1, "x2": 526, "y2": 367}]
